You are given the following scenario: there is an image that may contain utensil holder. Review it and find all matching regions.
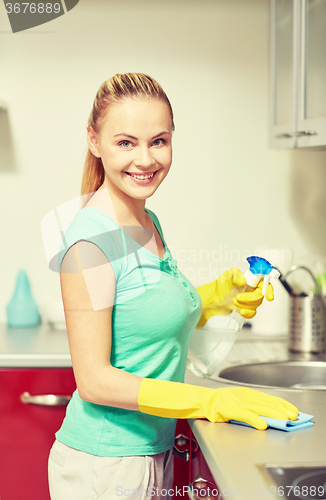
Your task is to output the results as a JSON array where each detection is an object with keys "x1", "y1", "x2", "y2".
[
  {"x1": 289, "y1": 295, "x2": 326, "y2": 353},
  {"x1": 285, "y1": 266, "x2": 326, "y2": 354}
]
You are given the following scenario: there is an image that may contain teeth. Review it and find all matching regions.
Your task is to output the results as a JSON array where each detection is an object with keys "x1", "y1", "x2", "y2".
[{"x1": 129, "y1": 172, "x2": 154, "y2": 180}]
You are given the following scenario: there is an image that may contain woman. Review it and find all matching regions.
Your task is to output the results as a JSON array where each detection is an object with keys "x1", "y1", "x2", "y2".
[{"x1": 48, "y1": 73, "x2": 298, "y2": 500}]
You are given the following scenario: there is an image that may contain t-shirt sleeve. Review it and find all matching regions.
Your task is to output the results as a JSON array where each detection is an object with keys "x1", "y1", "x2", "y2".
[{"x1": 57, "y1": 213, "x2": 125, "y2": 281}]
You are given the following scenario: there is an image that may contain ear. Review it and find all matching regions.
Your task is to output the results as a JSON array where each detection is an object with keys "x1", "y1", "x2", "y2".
[{"x1": 87, "y1": 126, "x2": 101, "y2": 158}]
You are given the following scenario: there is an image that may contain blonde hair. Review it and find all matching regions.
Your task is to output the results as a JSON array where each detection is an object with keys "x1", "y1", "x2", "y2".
[{"x1": 81, "y1": 73, "x2": 175, "y2": 196}]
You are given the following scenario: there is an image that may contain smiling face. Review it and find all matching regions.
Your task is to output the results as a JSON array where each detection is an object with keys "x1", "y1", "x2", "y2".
[{"x1": 87, "y1": 97, "x2": 173, "y2": 203}]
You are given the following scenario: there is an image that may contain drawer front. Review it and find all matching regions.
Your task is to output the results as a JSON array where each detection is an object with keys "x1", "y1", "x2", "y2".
[{"x1": 0, "y1": 368, "x2": 76, "y2": 500}]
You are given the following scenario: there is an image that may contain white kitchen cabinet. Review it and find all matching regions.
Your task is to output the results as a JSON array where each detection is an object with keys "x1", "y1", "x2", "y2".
[{"x1": 270, "y1": 0, "x2": 326, "y2": 148}]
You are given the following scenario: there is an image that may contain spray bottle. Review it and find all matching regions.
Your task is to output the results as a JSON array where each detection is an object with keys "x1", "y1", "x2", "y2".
[
  {"x1": 187, "y1": 256, "x2": 280, "y2": 378},
  {"x1": 6, "y1": 269, "x2": 41, "y2": 328}
]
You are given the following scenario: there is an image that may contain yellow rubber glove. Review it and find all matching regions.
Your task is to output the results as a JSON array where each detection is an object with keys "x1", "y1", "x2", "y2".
[
  {"x1": 233, "y1": 279, "x2": 274, "y2": 319},
  {"x1": 138, "y1": 378, "x2": 299, "y2": 430},
  {"x1": 196, "y1": 269, "x2": 274, "y2": 327}
]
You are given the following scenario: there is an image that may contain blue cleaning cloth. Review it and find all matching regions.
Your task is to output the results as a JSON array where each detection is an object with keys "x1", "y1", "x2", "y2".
[{"x1": 230, "y1": 411, "x2": 314, "y2": 432}]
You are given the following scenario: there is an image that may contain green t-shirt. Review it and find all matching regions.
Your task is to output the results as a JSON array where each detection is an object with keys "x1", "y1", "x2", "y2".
[{"x1": 56, "y1": 207, "x2": 202, "y2": 456}]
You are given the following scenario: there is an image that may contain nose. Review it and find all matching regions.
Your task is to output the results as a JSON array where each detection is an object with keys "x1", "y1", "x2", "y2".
[{"x1": 134, "y1": 146, "x2": 154, "y2": 169}]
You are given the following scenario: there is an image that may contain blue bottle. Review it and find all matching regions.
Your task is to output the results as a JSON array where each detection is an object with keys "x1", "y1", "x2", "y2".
[{"x1": 6, "y1": 269, "x2": 41, "y2": 328}]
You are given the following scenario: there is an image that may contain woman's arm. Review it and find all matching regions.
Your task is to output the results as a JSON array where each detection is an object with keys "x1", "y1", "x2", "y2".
[{"x1": 60, "y1": 241, "x2": 142, "y2": 410}]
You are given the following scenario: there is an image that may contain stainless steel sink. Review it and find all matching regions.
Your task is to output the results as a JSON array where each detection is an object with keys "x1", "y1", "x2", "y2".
[{"x1": 218, "y1": 361, "x2": 326, "y2": 390}]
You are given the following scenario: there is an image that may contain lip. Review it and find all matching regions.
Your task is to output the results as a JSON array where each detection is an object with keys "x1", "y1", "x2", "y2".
[{"x1": 125, "y1": 170, "x2": 159, "y2": 185}]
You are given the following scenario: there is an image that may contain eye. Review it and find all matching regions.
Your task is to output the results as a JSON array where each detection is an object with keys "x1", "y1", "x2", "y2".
[
  {"x1": 119, "y1": 140, "x2": 133, "y2": 149},
  {"x1": 152, "y1": 138, "x2": 165, "y2": 147}
]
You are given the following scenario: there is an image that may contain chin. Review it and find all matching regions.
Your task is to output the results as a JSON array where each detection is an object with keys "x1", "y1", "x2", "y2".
[{"x1": 129, "y1": 188, "x2": 158, "y2": 201}]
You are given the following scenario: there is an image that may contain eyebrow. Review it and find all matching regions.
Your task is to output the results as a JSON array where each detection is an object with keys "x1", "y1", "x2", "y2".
[{"x1": 113, "y1": 131, "x2": 171, "y2": 141}]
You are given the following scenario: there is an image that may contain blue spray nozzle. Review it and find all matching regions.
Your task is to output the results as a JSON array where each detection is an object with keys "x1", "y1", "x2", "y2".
[
  {"x1": 245, "y1": 256, "x2": 280, "y2": 296},
  {"x1": 247, "y1": 256, "x2": 275, "y2": 276}
]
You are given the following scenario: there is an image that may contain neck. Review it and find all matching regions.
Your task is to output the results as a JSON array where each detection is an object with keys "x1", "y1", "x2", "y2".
[{"x1": 98, "y1": 178, "x2": 148, "y2": 226}]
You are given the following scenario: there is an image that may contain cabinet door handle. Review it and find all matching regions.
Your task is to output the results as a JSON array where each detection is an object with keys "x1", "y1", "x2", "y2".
[
  {"x1": 20, "y1": 392, "x2": 71, "y2": 406},
  {"x1": 275, "y1": 133, "x2": 293, "y2": 138},
  {"x1": 173, "y1": 433, "x2": 198, "y2": 462},
  {"x1": 188, "y1": 476, "x2": 220, "y2": 499},
  {"x1": 293, "y1": 130, "x2": 318, "y2": 136}
]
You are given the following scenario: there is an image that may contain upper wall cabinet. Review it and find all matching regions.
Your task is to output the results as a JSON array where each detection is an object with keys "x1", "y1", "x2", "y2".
[{"x1": 270, "y1": 0, "x2": 326, "y2": 148}]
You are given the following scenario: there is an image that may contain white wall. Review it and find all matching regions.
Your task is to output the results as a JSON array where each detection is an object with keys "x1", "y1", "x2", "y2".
[{"x1": 0, "y1": 0, "x2": 325, "y2": 323}]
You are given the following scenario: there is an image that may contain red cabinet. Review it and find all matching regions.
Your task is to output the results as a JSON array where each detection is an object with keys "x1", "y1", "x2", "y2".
[
  {"x1": 0, "y1": 369, "x2": 218, "y2": 500},
  {"x1": 173, "y1": 420, "x2": 220, "y2": 499},
  {"x1": 0, "y1": 368, "x2": 76, "y2": 500},
  {"x1": 173, "y1": 419, "x2": 193, "y2": 491}
]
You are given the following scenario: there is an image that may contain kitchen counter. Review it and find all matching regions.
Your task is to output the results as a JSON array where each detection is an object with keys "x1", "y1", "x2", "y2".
[
  {"x1": 0, "y1": 323, "x2": 71, "y2": 367},
  {"x1": 1, "y1": 323, "x2": 326, "y2": 498},
  {"x1": 185, "y1": 331, "x2": 326, "y2": 499}
]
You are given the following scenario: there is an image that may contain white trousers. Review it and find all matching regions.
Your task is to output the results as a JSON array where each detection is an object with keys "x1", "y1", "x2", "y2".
[{"x1": 48, "y1": 440, "x2": 174, "y2": 500}]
